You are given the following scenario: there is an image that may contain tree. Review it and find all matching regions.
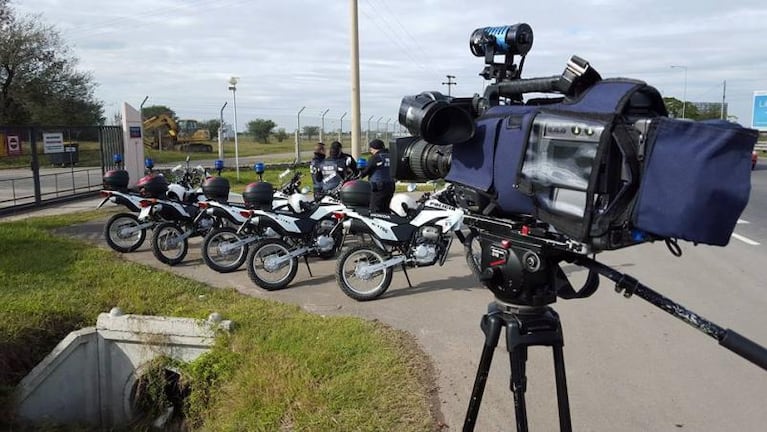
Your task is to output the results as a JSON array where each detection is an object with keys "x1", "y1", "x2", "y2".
[
  {"x1": 0, "y1": 7, "x2": 103, "y2": 125},
  {"x1": 663, "y1": 97, "x2": 699, "y2": 120},
  {"x1": 248, "y1": 118, "x2": 276, "y2": 143},
  {"x1": 141, "y1": 105, "x2": 176, "y2": 120},
  {"x1": 275, "y1": 128, "x2": 288, "y2": 142},
  {"x1": 303, "y1": 125, "x2": 319, "y2": 140}
]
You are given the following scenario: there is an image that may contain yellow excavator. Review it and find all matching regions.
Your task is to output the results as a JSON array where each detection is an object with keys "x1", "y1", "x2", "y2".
[{"x1": 142, "y1": 114, "x2": 213, "y2": 152}]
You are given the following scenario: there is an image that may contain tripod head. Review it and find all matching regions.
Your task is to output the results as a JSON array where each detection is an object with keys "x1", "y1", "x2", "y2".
[{"x1": 464, "y1": 213, "x2": 600, "y2": 307}]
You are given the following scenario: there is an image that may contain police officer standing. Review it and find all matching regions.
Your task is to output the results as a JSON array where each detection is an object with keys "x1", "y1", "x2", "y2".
[
  {"x1": 309, "y1": 142, "x2": 325, "y2": 200},
  {"x1": 360, "y1": 139, "x2": 395, "y2": 212},
  {"x1": 318, "y1": 141, "x2": 348, "y2": 194},
  {"x1": 331, "y1": 140, "x2": 358, "y2": 179}
]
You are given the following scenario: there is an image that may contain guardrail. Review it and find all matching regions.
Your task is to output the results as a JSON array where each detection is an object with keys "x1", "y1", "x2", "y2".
[{"x1": 755, "y1": 142, "x2": 767, "y2": 152}]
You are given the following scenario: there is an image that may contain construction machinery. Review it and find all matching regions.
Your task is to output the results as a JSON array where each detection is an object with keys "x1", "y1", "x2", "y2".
[{"x1": 143, "y1": 115, "x2": 213, "y2": 152}]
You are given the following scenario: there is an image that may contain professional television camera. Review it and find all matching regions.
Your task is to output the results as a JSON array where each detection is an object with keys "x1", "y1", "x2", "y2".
[{"x1": 391, "y1": 24, "x2": 767, "y2": 432}]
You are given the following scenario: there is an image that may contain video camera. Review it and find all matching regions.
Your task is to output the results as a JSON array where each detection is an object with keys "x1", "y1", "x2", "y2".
[{"x1": 391, "y1": 23, "x2": 758, "y2": 257}]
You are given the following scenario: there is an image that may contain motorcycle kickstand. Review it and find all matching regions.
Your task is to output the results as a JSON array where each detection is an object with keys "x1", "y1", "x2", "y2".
[
  {"x1": 304, "y1": 255, "x2": 313, "y2": 277},
  {"x1": 401, "y1": 264, "x2": 413, "y2": 288}
]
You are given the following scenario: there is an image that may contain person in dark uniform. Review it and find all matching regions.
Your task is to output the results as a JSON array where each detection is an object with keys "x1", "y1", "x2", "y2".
[
  {"x1": 319, "y1": 142, "x2": 347, "y2": 194},
  {"x1": 359, "y1": 139, "x2": 395, "y2": 212},
  {"x1": 309, "y1": 142, "x2": 325, "y2": 199},
  {"x1": 330, "y1": 141, "x2": 359, "y2": 179}
]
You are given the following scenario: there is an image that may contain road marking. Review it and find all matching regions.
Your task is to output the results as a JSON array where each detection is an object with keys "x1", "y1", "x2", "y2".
[
  {"x1": 732, "y1": 233, "x2": 760, "y2": 246},
  {"x1": 737, "y1": 219, "x2": 750, "y2": 224}
]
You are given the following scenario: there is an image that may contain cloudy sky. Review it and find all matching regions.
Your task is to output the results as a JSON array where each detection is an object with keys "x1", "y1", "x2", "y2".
[{"x1": 16, "y1": 0, "x2": 767, "y2": 131}]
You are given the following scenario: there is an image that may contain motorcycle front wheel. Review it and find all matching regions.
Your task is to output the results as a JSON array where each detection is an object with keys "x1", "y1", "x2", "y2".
[
  {"x1": 152, "y1": 222, "x2": 188, "y2": 265},
  {"x1": 335, "y1": 244, "x2": 393, "y2": 301},
  {"x1": 201, "y1": 227, "x2": 250, "y2": 273},
  {"x1": 104, "y1": 213, "x2": 147, "y2": 253},
  {"x1": 246, "y1": 238, "x2": 298, "y2": 291}
]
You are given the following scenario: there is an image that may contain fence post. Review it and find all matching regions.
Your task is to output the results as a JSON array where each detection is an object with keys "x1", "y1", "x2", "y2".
[{"x1": 30, "y1": 127, "x2": 42, "y2": 205}]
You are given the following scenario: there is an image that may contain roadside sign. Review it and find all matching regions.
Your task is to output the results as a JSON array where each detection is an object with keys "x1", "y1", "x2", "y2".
[
  {"x1": 6, "y1": 135, "x2": 21, "y2": 155},
  {"x1": 752, "y1": 91, "x2": 767, "y2": 130},
  {"x1": 43, "y1": 133, "x2": 64, "y2": 154}
]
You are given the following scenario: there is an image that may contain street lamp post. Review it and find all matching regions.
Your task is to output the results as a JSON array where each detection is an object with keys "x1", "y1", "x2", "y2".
[
  {"x1": 320, "y1": 109, "x2": 330, "y2": 143},
  {"x1": 228, "y1": 77, "x2": 240, "y2": 180},
  {"x1": 385, "y1": 118, "x2": 391, "y2": 143},
  {"x1": 217, "y1": 101, "x2": 227, "y2": 161},
  {"x1": 376, "y1": 116, "x2": 383, "y2": 139},
  {"x1": 296, "y1": 106, "x2": 306, "y2": 163},
  {"x1": 671, "y1": 65, "x2": 688, "y2": 119},
  {"x1": 338, "y1": 112, "x2": 347, "y2": 142}
]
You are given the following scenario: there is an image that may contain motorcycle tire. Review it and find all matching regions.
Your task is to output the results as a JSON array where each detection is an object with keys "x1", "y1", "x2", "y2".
[
  {"x1": 464, "y1": 230, "x2": 482, "y2": 280},
  {"x1": 152, "y1": 222, "x2": 188, "y2": 266},
  {"x1": 335, "y1": 244, "x2": 393, "y2": 301},
  {"x1": 201, "y1": 227, "x2": 249, "y2": 273},
  {"x1": 104, "y1": 213, "x2": 147, "y2": 253},
  {"x1": 246, "y1": 238, "x2": 298, "y2": 291}
]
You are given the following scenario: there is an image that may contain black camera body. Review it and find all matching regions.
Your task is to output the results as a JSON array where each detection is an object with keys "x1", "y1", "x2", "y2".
[{"x1": 392, "y1": 24, "x2": 758, "y2": 254}]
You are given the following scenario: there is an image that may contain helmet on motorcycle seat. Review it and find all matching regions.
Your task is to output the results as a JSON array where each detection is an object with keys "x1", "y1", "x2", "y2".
[
  {"x1": 389, "y1": 193, "x2": 417, "y2": 217},
  {"x1": 288, "y1": 193, "x2": 313, "y2": 213}
]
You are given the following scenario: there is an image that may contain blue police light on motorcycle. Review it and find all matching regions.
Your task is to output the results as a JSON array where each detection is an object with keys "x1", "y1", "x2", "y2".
[
  {"x1": 254, "y1": 162, "x2": 265, "y2": 175},
  {"x1": 357, "y1": 158, "x2": 367, "y2": 169},
  {"x1": 214, "y1": 159, "x2": 224, "y2": 171},
  {"x1": 145, "y1": 158, "x2": 154, "y2": 169},
  {"x1": 113, "y1": 153, "x2": 123, "y2": 164}
]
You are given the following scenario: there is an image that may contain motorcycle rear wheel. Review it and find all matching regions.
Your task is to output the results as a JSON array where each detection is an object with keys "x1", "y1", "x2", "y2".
[
  {"x1": 246, "y1": 238, "x2": 298, "y2": 290},
  {"x1": 152, "y1": 222, "x2": 188, "y2": 265},
  {"x1": 201, "y1": 227, "x2": 249, "y2": 273},
  {"x1": 335, "y1": 244, "x2": 393, "y2": 301},
  {"x1": 104, "y1": 213, "x2": 147, "y2": 253}
]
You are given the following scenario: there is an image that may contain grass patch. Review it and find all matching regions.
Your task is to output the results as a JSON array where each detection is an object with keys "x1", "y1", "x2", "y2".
[{"x1": 0, "y1": 213, "x2": 439, "y2": 431}]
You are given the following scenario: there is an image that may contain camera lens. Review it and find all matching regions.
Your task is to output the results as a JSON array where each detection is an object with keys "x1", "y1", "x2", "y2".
[{"x1": 404, "y1": 140, "x2": 452, "y2": 180}]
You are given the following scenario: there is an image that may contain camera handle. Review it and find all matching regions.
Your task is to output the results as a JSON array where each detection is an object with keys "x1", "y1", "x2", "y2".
[{"x1": 575, "y1": 256, "x2": 767, "y2": 371}]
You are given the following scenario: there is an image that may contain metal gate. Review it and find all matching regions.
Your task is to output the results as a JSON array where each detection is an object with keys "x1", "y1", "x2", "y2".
[{"x1": 0, "y1": 125, "x2": 124, "y2": 215}]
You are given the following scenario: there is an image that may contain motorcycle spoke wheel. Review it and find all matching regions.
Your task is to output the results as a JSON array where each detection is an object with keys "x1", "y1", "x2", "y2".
[
  {"x1": 202, "y1": 227, "x2": 249, "y2": 273},
  {"x1": 335, "y1": 244, "x2": 393, "y2": 301},
  {"x1": 246, "y1": 239, "x2": 298, "y2": 291},
  {"x1": 152, "y1": 223, "x2": 188, "y2": 265},
  {"x1": 104, "y1": 213, "x2": 146, "y2": 253}
]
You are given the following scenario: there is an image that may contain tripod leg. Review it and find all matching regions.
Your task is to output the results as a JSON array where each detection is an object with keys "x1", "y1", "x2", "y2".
[
  {"x1": 509, "y1": 336, "x2": 530, "y2": 432},
  {"x1": 552, "y1": 344, "x2": 572, "y2": 432},
  {"x1": 463, "y1": 311, "x2": 503, "y2": 432}
]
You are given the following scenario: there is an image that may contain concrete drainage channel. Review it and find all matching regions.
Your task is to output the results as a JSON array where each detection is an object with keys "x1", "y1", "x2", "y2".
[{"x1": 13, "y1": 308, "x2": 232, "y2": 429}]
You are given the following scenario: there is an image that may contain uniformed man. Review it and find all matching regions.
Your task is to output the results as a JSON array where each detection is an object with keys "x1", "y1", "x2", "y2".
[
  {"x1": 309, "y1": 142, "x2": 325, "y2": 199},
  {"x1": 330, "y1": 140, "x2": 358, "y2": 179},
  {"x1": 359, "y1": 139, "x2": 395, "y2": 212},
  {"x1": 319, "y1": 141, "x2": 348, "y2": 193}
]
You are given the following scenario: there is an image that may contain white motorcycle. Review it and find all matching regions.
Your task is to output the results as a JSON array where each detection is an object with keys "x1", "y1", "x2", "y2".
[
  {"x1": 243, "y1": 193, "x2": 347, "y2": 290},
  {"x1": 335, "y1": 184, "x2": 463, "y2": 301}
]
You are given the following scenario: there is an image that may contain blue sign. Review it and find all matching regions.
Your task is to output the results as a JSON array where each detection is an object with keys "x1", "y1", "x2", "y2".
[{"x1": 753, "y1": 92, "x2": 767, "y2": 129}]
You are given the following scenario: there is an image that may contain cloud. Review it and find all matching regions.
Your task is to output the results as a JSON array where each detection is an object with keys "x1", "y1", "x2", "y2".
[{"x1": 14, "y1": 0, "x2": 767, "y2": 128}]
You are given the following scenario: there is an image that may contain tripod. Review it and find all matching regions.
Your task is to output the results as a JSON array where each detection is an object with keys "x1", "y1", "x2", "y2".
[{"x1": 463, "y1": 301, "x2": 572, "y2": 432}]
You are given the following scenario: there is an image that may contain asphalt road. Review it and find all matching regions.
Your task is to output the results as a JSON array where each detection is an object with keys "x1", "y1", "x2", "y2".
[{"x1": 33, "y1": 165, "x2": 765, "y2": 432}]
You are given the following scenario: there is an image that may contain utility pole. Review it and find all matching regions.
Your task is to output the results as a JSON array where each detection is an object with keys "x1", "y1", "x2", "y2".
[
  {"x1": 442, "y1": 75, "x2": 457, "y2": 97},
  {"x1": 228, "y1": 77, "x2": 240, "y2": 181},
  {"x1": 721, "y1": 80, "x2": 727, "y2": 120},
  {"x1": 349, "y1": 0, "x2": 362, "y2": 159}
]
